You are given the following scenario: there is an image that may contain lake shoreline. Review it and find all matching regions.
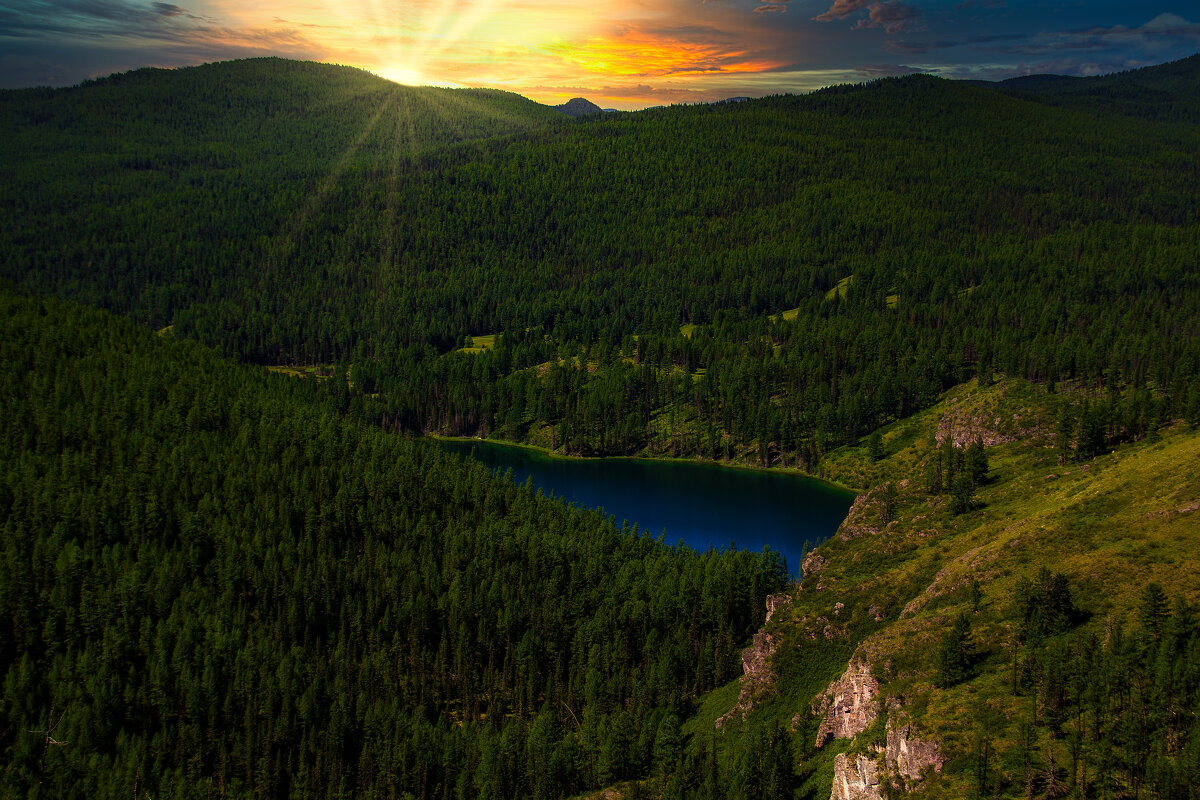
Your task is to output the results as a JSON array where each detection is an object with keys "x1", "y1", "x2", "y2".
[{"x1": 426, "y1": 434, "x2": 858, "y2": 497}]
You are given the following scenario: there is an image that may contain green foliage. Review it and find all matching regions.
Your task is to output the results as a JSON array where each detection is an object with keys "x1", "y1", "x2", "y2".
[
  {"x1": 868, "y1": 430, "x2": 885, "y2": 462},
  {"x1": 2, "y1": 60, "x2": 1199, "y2": 469},
  {"x1": 879, "y1": 481, "x2": 898, "y2": 526},
  {"x1": 1140, "y1": 582, "x2": 1169, "y2": 641},
  {"x1": 1015, "y1": 568, "x2": 1079, "y2": 645},
  {"x1": 1004, "y1": 590, "x2": 1200, "y2": 798},
  {"x1": 949, "y1": 473, "x2": 976, "y2": 515},
  {"x1": 936, "y1": 612, "x2": 976, "y2": 688},
  {"x1": 0, "y1": 289, "x2": 785, "y2": 799},
  {"x1": 964, "y1": 437, "x2": 988, "y2": 486}
]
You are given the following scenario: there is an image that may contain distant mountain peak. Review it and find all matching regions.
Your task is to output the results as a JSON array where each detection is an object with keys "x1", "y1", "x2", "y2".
[{"x1": 555, "y1": 97, "x2": 603, "y2": 117}]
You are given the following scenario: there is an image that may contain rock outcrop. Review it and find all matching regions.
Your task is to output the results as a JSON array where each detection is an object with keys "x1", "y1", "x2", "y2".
[
  {"x1": 816, "y1": 659, "x2": 943, "y2": 800},
  {"x1": 825, "y1": 717, "x2": 945, "y2": 800},
  {"x1": 802, "y1": 550, "x2": 826, "y2": 577},
  {"x1": 885, "y1": 721, "x2": 945, "y2": 783},
  {"x1": 831, "y1": 752, "x2": 881, "y2": 800},
  {"x1": 716, "y1": 594, "x2": 792, "y2": 728},
  {"x1": 934, "y1": 389, "x2": 1047, "y2": 448},
  {"x1": 836, "y1": 491, "x2": 882, "y2": 541},
  {"x1": 765, "y1": 592, "x2": 793, "y2": 622},
  {"x1": 813, "y1": 659, "x2": 880, "y2": 747}
]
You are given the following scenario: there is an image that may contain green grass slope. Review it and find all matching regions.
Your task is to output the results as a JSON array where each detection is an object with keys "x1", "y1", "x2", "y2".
[{"x1": 714, "y1": 377, "x2": 1200, "y2": 798}]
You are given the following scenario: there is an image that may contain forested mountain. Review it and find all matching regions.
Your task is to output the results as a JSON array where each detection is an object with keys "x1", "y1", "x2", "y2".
[
  {"x1": 0, "y1": 288, "x2": 784, "y2": 798},
  {"x1": 3, "y1": 56, "x2": 1198, "y2": 471}
]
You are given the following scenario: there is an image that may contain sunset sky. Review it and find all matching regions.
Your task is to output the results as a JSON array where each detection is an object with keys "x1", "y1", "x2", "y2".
[{"x1": 1, "y1": 1, "x2": 1198, "y2": 108}]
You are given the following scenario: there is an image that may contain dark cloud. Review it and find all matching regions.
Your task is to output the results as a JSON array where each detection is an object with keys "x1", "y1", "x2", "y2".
[
  {"x1": 754, "y1": 4, "x2": 788, "y2": 14},
  {"x1": 0, "y1": 1, "x2": 326, "y2": 88},
  {"x1": 813, "y1": 0, "x2": 872, "y2": 23},
  {"x1": 997, "y1": 13, "x2": 1200, "y2": 55},
  {"x1": 0, "y1": 0, "x2": 186, "y2": 38},
  {"x1": 953, "y1": 0, "x2": 1005, "y2": 9},
  {"x1": 885, "y1": 32, "x2": 1022, "y2": 55},
  {"x1": 854, "y1": 1, "x2": 921, "y2": 34},
  {"x1": 522, "y1": 81, "x2": 766, "y2": 103},
  {"x1": 813, "y1": 0, "x2": 921, "y2": 34},
  {"x1": 61, "y1": 0, "x2": 147, "y2": 23},
  {"x1": 1017, "y1": 56, "x2": 1144, "y2": 76},
  {"x1": 642, "y1": 24, "x2": 742, "y2": 45}
]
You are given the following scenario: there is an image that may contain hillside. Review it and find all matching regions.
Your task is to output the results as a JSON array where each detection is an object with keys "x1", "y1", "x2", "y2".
[
  {"x1": 2, "y1": 53, "x2": 1200, "y2": 800},
  {"x1": 2, "y1": 58, "x2": 1198, "y2": 475},
  {"x1": 981, "y1": 53, "x2": 1200, "y2": 123},
  {"x1": 556, "y1": 97, "x2": 605, "y2": 117},
  {"x1": 699, "y1": 377, "x2": 1200, "y2": 798},
  {"x1": 0, "y1": 288, "x2": 784, "y2": 799}
]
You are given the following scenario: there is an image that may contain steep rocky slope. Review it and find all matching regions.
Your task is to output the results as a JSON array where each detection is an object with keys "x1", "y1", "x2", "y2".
[{"x1": 711, "y1": 376, "x2": 1200, "y2": 798}]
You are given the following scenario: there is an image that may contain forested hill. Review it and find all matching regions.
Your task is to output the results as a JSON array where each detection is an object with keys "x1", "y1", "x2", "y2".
[
  {"x1": 980, "y1": 53, "x2": 1200, "y2": 123},
  {"x1": 0, "y1": 56, "x2": 562, "y2": 331},
  {"x1": 0, "y1": 287, "x2": 785, "y2": 798},
  {"x1": 2, "y1": 55, "x2": 1199, "y2": 468},
  {"x1": 10, "y1": 55, "x2": 1198, "y2": 467}
]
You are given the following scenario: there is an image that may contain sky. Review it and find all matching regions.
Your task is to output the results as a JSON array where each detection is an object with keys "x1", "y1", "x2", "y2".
[{"x1": 1, "y1": 1, "x2": 1198, "y2": 108}]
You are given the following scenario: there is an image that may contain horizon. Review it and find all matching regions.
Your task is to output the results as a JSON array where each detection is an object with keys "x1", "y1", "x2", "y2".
[
  {"x1": 6, "y1": 50, "x2": 1197, "y2": 113},
  {"x1": 1, "y1": 2, "x2": 1198, "y2": 110}
]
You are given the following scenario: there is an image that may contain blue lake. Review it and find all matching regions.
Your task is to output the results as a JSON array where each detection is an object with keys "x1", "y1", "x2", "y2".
[{"x1": 437, "y1": 440, "x2": 855, "y2": 578}]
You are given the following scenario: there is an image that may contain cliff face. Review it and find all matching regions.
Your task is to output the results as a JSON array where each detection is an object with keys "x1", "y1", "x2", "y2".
[
  {"x1": 826, "y1": 720, "x2": 945, "y2": 800},
  {"x1": 813, "y1": 659, "x2": 880, "y2": 747},
  {"x1": 831, "y1": 753, "x2": 881, "y2": 800},
  {"x1": 817, "y1": 660, "x2": 944, "y2": 800},
  {"x1": 885, "y1": 721, "x2": 945, "y2": 783}
]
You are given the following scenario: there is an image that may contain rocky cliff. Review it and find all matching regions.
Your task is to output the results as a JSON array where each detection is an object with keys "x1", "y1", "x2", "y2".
[
  {"x1": 826, "y1": 718, "x2": 945, "y2": 800},
  {"x1": 813, "y1": 659, "x2": 880, "y2": 747},
  {"x1": 885, "y1": 720, "x2": 945, "y2": 784},
  {"x1": 831, "y1": 752, "x2": 881, "y2": 800},
  {"x1": 816, "y1": 660, "x2": 944, "y2": 800}
]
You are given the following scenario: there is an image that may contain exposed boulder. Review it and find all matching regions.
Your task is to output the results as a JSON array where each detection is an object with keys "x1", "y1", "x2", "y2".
[
  {"x1": 803, "y1": 550, "x2": 827, "y2": 577},
  {"x1": 813, "y1": 659, "x2": 880, "y2": 747}
]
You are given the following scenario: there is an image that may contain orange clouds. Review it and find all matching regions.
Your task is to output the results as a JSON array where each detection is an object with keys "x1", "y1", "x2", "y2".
[{"x1": 544, "y1": 29, "x2": 783, "y2": 78}]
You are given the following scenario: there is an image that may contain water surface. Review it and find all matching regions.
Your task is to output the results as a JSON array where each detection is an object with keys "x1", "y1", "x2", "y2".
[{"x1": 438, "y1": 440, "x2": 854, "y2": 578}]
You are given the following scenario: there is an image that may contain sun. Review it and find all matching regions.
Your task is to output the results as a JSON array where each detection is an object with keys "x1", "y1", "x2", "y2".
[{"x1": 377, "y1": 65, "x2": 427, "y2": 87}]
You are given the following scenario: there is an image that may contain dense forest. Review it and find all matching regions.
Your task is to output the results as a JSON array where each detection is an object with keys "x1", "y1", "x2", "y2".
[
  {"x1": 938, "y1": 572, "x2": 1200, "y2": 798},
  {"x1": 0, "y1": 288, "x2": 785, "y2": 798},
  {"x1": 3, "y1": 57, "x2": 1199, "y2": 468}
]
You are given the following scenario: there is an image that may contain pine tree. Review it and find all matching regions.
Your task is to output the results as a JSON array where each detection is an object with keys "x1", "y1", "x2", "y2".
[
  {"x1": 1140, "y1": 582, "x2": 1169, "y2": 642},
  {"x1": 964, "y1": 436, "x2": 988, "y2": 486},
  {"x1": 868, "y1": 430, "x2": 885, "y2": 461},
  {"x1": 950, "y1": 473, "x2": 975, "y2": 515},
  {"x1": 937, "y1": 612, "x2": 975, "y2": 687}
]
